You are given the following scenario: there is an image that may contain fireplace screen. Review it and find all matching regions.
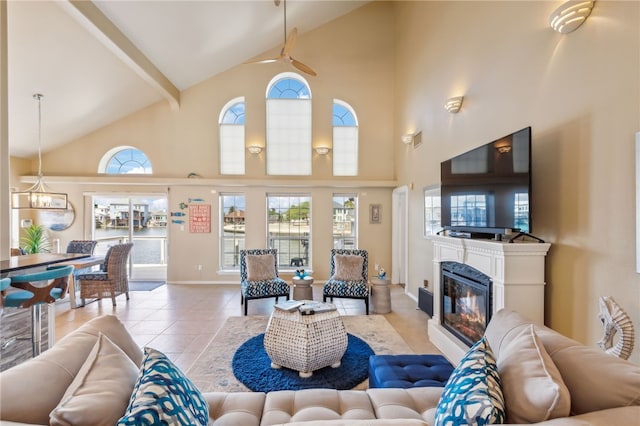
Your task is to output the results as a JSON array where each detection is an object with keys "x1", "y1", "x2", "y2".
[{"x1": 441, "y1": 262, "x2": 491, "y2": 347}]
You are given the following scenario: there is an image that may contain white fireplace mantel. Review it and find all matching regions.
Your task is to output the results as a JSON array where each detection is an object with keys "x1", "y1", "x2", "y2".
[{"x1": 428, "y1": 235, "x2": 550, "y2": 364}]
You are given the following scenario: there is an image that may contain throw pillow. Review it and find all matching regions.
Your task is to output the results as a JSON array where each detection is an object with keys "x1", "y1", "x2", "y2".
[
  {"x1": 332, "y1": 254, "x2": 364, "y2": 281},
  {"x1": 497, "y1": 324, "x2": 570, "y2": 423},
  {"x1": 117, "y1": 347, "x2": 209, "y2": 426},
  {"x1": 50, "y1": 333, "x2": 140, "y2": 426},
  {"x1": 246, "y1": 254, "x2": 276, "y2": 281},
  {"x1": 434, "y1": 337, "x2": 505, "y2": 426}
]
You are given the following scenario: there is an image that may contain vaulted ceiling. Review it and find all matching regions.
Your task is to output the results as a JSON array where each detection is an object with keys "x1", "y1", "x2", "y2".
[{"x1": 7, "y1": 0, "x2": 369, "y2": 158}]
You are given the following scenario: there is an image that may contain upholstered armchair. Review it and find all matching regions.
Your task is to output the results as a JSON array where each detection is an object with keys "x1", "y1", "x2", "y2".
[
  {"x1": 77, "y1": 243, "x2": 133, "y2": 306},
  {"x1": 323, "y1": 249, "x2": 369, "y2": 315},
  {"x1": 239, "y1": 249, "x2": 290, "y2": 316}
]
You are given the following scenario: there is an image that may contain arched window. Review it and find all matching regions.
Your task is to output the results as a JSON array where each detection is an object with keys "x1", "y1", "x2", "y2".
[
  {"x1": 266, "y1": 73, "x2": 312, "y2": 175},
  {"x1": 219, "y1": 97, "x2": 246, "y2": 175},
  {"x1": 332, "y1": 99, "x2": 358, "y2": 176},
  {"x1": 99, "y1": 147, "x2": 152, "y2": 174}
]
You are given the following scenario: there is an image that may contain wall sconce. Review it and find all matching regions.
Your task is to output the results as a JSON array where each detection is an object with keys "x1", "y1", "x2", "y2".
[
  {"x1": 247, "y1": 145, "x2": 263, "y2": 154},
  {"x1": 314, "y1": 147, "x2": 331, "y2": 155},
  {"x1": 401, "y1": 134, "x2": 414, "y2": 145},
  {"x1": 444, "y1": 96, "x2": 464, "y2": 114},
  {"x1": 549, "y1": 1, "x2": 595, "y2": 34}
]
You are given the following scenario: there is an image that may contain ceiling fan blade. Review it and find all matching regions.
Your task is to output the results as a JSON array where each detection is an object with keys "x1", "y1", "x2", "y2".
[
  {"x1": 283, "y1": 27, "x2": 297, "y2": 56},
  {"x1": 291, "y1": 58, "x2": 317, "y2": 77},
  {"x1": 245, "y1": 56, "x2": 282, "y2": 65}
]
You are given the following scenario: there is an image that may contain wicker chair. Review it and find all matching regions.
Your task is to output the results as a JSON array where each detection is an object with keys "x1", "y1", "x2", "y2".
[
  {"x1": 78, "y1": 243, "x2": 133, "y2": 306},
  {"x1": 240, "y1": 249, "x2": 290, "y2": 315},
  {"x1": 323, "y1": 248, "x2": 369, "y2": 315},
  {"x1": 65, "y1": 240, "x2": 98, "y2": 255}
]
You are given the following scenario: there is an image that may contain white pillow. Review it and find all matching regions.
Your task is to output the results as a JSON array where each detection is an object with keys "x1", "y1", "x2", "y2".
[
  {"x1": 497, "y1": 324, "x2": 571, "y2": 423},
  {"x1": 50, "y1": 333, "x2": 140, "y2": 426},
  {"x1": 246, "y1": 254, "x2": 276, "y2": 281},
  {"x1": 332, "y1": 254, "x2": 364, "y2": 281}
]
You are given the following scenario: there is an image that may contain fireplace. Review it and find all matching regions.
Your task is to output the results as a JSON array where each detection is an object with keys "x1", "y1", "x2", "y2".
[
  {"x1": 428, "y1": 235, "x2": 550, "y2": 364},
  {"x1": 440, "y1": 261, "x2": 492, "y2": 347}
]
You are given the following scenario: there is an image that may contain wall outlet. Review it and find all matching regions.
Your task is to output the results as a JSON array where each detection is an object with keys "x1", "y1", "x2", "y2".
[
  {"x1": 196, "y1": 264, "x2": 203, "y2": 271},
  {"x1": 423, "y1": 279, "x2": 429, "y2": 288},
  {"x1": 374, "y1": 263, "x2": 379, "y2": 271}
]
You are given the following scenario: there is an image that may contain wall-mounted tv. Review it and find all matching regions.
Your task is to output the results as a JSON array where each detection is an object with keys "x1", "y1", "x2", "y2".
[{"x1": 440, "y1": 127, "x2": 531, "y2": 236}]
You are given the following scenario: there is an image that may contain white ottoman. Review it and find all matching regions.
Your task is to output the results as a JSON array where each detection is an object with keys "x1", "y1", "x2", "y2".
[{"x1": 264, "y1": 302, "x2": 348, "y2": 378}]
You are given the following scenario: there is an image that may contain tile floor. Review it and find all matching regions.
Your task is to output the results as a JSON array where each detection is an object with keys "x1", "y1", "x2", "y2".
[{"x1": 54, "y1": 283, "x2": 441, "y2": 372}]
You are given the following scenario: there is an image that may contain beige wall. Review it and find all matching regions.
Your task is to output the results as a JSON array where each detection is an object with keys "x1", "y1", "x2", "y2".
[
  {"x1": 9, "y1": 3, "x2": 395, "y2": 282},
  {"x1": 394, "y1": 1, "x2": 640, "y2": 362}
]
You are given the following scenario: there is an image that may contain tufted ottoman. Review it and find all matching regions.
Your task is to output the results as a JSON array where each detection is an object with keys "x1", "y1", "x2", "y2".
[{"x1": 368, "y1": 354, "x2": 454, "y2": 389}]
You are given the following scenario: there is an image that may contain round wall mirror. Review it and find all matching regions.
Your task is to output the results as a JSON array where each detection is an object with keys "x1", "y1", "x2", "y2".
[{"x1": 37, "y1": 202, "x2": 76, "y2": 231}]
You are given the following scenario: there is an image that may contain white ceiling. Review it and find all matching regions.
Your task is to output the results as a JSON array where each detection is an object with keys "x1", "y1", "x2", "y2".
[{"x1": 7, "y1": 0, "x2": 369, "y2": 159}]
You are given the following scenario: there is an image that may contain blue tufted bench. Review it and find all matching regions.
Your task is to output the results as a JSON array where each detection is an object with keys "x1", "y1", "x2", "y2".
[{"x1": 368, "y1": 354, "x2": 454, "y2": 388}]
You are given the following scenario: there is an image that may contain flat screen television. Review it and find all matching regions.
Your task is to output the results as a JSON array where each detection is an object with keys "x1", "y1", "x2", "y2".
[{"x1": 440, "y1": 127, "x2": 531, "y2": 236}]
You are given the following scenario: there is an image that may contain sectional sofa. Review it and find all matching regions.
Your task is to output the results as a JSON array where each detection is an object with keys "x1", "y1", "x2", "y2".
[{"x1": 1, "y1": 310, "x2": 639, "y2": 425}]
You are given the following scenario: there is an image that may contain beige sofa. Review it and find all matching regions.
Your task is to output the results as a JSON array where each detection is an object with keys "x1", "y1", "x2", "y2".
[{"x1": 1, "y1": 310, "x2": 639, "y2": 425}]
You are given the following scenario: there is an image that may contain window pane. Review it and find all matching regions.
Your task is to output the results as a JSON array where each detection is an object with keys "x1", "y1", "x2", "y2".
[
  {"x1": 220, "y1": 124, "x2": 245, "y2": 175},
  {"x1": 106, "y1": 148, "x2": 152, "y2": 174},
  {"x1": 267, "y1": 195, "x2": 311, "y2": 268},
  {"x1": 333, "y1": 194, "x2": 357, "y2": 249},
  {"x1": 424, "y1": 188, "x2": 441, "y2": 236},
  {"x1": 266, "y1": 99, "x2": 312, "y2": 175},
  {"x1": 333, "y1": 126, "x2": 358, "y2": 176},
  {"x1": 220, "y1": 194, "x2": 245, "y2": 270}
]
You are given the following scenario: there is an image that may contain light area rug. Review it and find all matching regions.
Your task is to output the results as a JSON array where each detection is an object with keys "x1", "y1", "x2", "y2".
[{"x1": 186, "y1": 315, "x2": 413, "y2": 392}]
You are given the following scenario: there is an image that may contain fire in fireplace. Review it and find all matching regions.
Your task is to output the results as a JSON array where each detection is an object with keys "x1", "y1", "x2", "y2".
[{"x1": 440, "y1": 262, "x2": 492, "y2": 347}]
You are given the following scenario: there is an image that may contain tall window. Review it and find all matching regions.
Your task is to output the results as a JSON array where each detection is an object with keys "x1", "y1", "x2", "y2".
[
  {"x1": 100, "y1": 147, "x2": 152, "y2": 174},
  {"x1": 332, "y1": 100, "x2": 358, "y2": 176},
  {"x1": 220, "y1": 194, "x2": 246, "y2": 270},
  {"x1": 450, "y1": 194, "x2": 487, "y2": 227},
  {"x1": 266, "y1": 73, "x2": 312, "y2": 175},
  {"x1": 332, "y1": 194, "x2": 357, "y2": 249},
  {"x1": 219, "y1": 97, "x2": 246, "y2": 175},
  {"x1": 267, "y1": 194, "x2": 311, "y2": 269},
  {"x1": 424, "y1": 187, "x2": 441, "y2": 236}
]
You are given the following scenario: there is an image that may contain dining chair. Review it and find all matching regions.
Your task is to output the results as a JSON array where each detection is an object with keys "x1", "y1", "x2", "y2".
[
  {"x1": 77, "y1": 243, "x2": 133, "y2": 306},
  {"x1": 65, "y1": 240, "x2": 98, "y2": 255},
  {"x1": 239, "y1": 249, "x2": 290, "y2": 315},
  {"x1": 4, "y1": 265, "x2": 74, "y2": 356},
  {"x1": 323, "y1": 248, "x2": 369, "y2": 315}
]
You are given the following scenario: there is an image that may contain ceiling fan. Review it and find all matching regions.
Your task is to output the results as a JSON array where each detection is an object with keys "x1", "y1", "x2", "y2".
[{"x1": 247, "y1": 0, "x2": 317, "y2": 76}]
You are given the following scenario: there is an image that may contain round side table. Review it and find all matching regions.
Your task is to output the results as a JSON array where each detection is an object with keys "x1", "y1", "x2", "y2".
[
  {"x1": 292, "y1": 276, "x2": 314, "y2": 300},
  {"x1": 370, "y1": 278, "x2": 391, "y2": 314}
]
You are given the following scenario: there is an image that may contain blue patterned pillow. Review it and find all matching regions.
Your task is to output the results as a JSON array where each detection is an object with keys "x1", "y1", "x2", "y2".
[
  {"x1": 117, "y1": 347, "x2": 209, "y2": 426},
  {"x1": 434, "y1": 337, "x2": 505, "y2": 426}
]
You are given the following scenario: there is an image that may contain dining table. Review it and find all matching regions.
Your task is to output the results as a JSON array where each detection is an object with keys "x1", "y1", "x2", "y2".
[{"x1": 0, "y1": 253, "x2": 91, "y2": 276}]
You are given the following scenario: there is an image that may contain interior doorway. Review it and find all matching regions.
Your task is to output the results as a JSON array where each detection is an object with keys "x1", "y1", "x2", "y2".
[
  {"x1": 392, "y1": 186, "x2": 409, "y2": 288},
  {"x1": 91, "y1": 194, "x2": 167, "y2": 281}
]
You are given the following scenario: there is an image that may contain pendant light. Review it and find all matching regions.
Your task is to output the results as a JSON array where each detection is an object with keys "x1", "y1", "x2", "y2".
[{"x1": 11, "y1": 94, "x2": 68, "y2": 209}]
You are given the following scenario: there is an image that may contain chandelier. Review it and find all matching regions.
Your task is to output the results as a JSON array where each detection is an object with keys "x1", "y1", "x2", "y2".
[{"x1": 11, "y1": 94, "x2": 68, "y2": 209}]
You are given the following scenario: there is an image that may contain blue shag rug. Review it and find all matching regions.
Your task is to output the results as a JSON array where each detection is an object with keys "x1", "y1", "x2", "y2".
[{"x1": 232, "y1": 333, "x2": 374, "y2": 392}]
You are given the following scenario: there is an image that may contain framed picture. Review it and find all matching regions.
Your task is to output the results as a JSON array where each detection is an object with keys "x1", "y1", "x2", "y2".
[{"x1": 369, "y1": 204, "x2": 382, "y2": 224}]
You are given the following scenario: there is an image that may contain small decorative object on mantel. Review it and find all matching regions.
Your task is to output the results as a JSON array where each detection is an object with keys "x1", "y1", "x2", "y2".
[
  {"x1": 597, "y1": 296, "x2": 635, "y2": 360},
  {"x1": 378, "y1": 268, "x2": 386, "y2": 280}
]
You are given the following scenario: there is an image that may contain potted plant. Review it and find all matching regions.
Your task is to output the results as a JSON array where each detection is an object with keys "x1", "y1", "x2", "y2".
[{"x1": 20, "y1": 224, "x2": 51, "y2": 254}]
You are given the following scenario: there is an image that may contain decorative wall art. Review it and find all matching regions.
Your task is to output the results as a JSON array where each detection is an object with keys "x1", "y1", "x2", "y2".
[
  {"x1": 37, "y1": 202, "x2": 76, "y2": 231},
  {"x1": 189, "y1": 203, "x2": 211, "y2": 233},
  {"x1": 369, "y1": 204, "x2": 382, "y2": 224}
]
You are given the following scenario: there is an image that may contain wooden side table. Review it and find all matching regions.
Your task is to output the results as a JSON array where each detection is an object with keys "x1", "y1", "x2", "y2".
[
  {"x1": 292, "y1": 276, "x2": 314, "y2": 300},
  {"x1": 370, "y1": 278, "x2": 391, "y2": 314}
]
